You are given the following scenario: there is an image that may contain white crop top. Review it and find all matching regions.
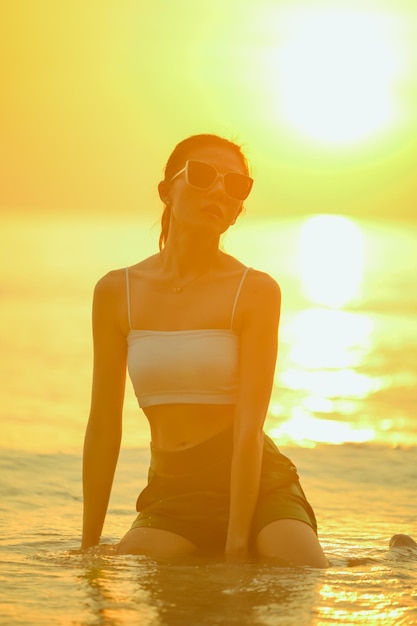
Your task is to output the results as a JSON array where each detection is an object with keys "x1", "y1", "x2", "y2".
[{"x1": 126, "y1": 267, "x2": 250, "y2": 408}]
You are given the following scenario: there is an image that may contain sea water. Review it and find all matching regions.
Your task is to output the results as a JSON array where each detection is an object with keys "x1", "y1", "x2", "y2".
[
  {"x1": 0, "y1": 214, "x2": 416, "y2": 625},
  {"x1": 1, "y1": 444, "x2": 416, "y2": 625}
]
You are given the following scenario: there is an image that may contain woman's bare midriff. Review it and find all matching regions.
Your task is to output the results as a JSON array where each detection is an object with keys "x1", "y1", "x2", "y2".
[{"x1": 143, "y1": 404, "x2": 235, "y2": 451}]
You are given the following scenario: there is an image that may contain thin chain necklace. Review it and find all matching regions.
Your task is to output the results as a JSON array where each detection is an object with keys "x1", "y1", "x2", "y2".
[
  {"x1": 171, "y1": 267, "x2": 213, "y2": 294},
  {"x1": 160, "y1": 253, "x2": 214, "y2": 294}
]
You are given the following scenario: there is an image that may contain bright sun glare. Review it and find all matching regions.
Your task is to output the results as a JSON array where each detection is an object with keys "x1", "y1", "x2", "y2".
[
  {"x1": 299, "y1": 214, "x2": 364, "y2": 308},
  {"x1": 267, "y1": 215, "x2": 376, "y2": 446},
  {"x1": 274, "y1": 6, "x2": 404, "y2": 145}
]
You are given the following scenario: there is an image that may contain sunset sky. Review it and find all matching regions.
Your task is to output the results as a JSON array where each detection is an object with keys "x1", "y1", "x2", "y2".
[{"x1": 1, "y1": 0, "x2": 417, "y2": 220}]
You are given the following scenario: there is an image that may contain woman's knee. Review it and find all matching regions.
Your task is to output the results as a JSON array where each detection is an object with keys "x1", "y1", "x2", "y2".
[
  {"x1": 255, "y1": 519, "x2": 328, "y2": 568},
  {"x1": 117, "y1": 527, "x2": 197, "y2": 558}
]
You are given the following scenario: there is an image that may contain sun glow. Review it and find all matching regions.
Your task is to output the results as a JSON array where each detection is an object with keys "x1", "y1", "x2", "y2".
[
  {"x1": 269, "y1": 410, "x2": 375, "y2": 447},
  {"x1": 274, "y1": 6, "x2": 405, "y2": 145},
  {"x1": 270, "y1": 222, "x2": 378, "y2": 446},
  {"x1": 298, "y1": 215, "x2": 364, "y2": 308},
  {"x1": 288, "y1": 308, "x2": 373, "y2": 370},
  {"x1": 280, "y1": 307, "x2": 378, "y2": 403},
  {"x1": 270, "y1": 307, "x2": 378, "y2": 446}
]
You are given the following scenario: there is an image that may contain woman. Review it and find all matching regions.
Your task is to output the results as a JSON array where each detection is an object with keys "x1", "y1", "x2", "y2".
[{"x1": 81, "y1": 133, "x2": 328, "y2": 567}]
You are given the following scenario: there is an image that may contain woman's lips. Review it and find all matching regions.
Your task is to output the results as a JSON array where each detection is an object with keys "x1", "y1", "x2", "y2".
[{"x1": 202, "y1": 204, "x2": 223, "y2": 218}]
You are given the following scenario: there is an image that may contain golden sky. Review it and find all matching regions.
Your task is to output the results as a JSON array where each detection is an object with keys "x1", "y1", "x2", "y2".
[{"x1": 1, "y1": 0, "x2": 417, "y2": 220}]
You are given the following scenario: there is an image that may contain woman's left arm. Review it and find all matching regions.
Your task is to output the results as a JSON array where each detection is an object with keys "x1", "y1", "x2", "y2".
[{"x1": 225, "y1": 271, "x2": 281, "y2": 560}]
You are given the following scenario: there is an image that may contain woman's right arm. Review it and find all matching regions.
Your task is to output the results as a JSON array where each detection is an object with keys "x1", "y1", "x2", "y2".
[{"x1": 81, "y1": 272, "x2": 127, "y2": 550}]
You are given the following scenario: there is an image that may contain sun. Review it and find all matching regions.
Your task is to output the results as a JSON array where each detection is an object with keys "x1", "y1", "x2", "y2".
[{"x1": 272, "y1": 6, "x2": 405, "y2": 146}]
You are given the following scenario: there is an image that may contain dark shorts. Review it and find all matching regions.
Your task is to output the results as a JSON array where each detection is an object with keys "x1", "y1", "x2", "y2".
[{"x1": 130, "y1": 427, "x2": 317, "y2": 552}]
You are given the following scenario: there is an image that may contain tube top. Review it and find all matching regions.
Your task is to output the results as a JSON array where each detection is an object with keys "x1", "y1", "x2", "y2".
[{"x1": 127, "y1": 329, "x2": 239, "y2": 408}]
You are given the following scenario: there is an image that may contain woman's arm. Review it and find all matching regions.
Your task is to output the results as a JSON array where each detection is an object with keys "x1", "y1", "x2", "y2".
[
  {"x1": 225, "y1": 271, "x2": 281, "y2": 559},
  {"x1": 81, "y1": 272, "x2": 127, "y2": 550}
]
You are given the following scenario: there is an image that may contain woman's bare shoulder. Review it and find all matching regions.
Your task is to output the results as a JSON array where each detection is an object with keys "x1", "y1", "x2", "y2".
[
  {"x1": 128, "y1": 254, "x2": 161, "y2": 272},
  {"x1": 244, "y1": 268, "x2": 281, "y2": 300},
  {"x1": 94, "y1": 255, "x2": 160, "y2": 292},
  {"x1": 221, "y1": 254, "x2": 280, "y2": 290},
  {"x1": 93, "y1": 268, "x2": 125, "y2": 300},
  {"x1": 238, "y1": 269, "x2": 281, "y2": 326}
]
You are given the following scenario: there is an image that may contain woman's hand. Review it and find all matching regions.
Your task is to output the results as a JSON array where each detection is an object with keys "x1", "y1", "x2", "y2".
[
  {"x1": 225, "y1": 537, "x2": 249, "y2": 563},
  {"x1": 68, "y1": 543, "x2": 118, "y2": 556},
  {"x1": 225, "y1": 548, "x2": 248, "y2": 564}
]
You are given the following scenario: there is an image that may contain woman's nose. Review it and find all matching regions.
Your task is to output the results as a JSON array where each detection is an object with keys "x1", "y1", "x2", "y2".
[{"x1": 210, "y1": 173, "x2": 226, "y2": 195}]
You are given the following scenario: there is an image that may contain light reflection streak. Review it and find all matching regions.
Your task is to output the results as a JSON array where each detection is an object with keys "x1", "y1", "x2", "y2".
[
  {"x1": 287, "y1": 308, "x2": 373, "y2": 370},
  {"x1": 299, "y1": 215, "x2": 364, "y2": 308},
  {"x1": 272, "y1": 215, "x2": 382, "y2": 446},
  {"x1": 280, "y1": 367, "x2": 381, "y2": 399},
  {"x1": 277, "y1": 307, "x2": 380, "y2": 407},
  {"x1": 269, "y1": 408, "x2": 375, "y2": 446},
  {"x1": 317, "y1": 581, "x2": 407, "y2": 624}
]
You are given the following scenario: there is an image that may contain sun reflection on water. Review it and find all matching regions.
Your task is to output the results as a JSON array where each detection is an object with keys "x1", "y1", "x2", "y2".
[
  {"x1": 272, "y1": 215, "x2": 380, "y2": 446},
  {"x1": 317, "y1": 582, "x2": 408, "y2": 624},
  {"x1": 288, "y1": 308, "x2": 373, "y2": 370},
  {"x1": 268, "y1": 408, "x2": 375, "y2": 447},
  {"x1": 299, "y1": 215, "x2": 364, "y2": 308}
]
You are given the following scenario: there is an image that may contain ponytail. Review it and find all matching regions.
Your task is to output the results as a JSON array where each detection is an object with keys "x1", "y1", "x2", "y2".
[{"x1": 159, "y1": 203, "x2": 171, "y2": 251}]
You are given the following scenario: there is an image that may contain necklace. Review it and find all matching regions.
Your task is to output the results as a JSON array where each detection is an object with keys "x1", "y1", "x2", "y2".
[
  {"x1": 171, "y1": 268, "x2": 212, "y2": 294},
  {"x1": 159, "y1": 251, "x2": 218, "y2": 294}
]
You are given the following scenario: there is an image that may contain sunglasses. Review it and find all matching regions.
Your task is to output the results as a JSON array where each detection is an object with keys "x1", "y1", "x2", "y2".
[{"x1": 169, "y1": 160, "x2": 253, "y2": 201}]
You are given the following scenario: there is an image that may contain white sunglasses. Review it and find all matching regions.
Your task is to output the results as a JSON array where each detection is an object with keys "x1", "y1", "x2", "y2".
[{"x1": 169, "y1": 160, "x2": 253, "y2": 201}]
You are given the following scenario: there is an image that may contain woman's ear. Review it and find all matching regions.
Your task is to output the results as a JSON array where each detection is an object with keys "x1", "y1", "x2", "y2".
[{"x1": 158, "y1": 181, "x2": 170, "y2": 204}]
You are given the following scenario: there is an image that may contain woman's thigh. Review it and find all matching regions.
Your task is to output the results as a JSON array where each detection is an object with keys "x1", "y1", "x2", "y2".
[
  {"x1": 255, "y1": 519, "x2": 328, "y2": 568},
  {"x1": 117, "y1": 527, "x2": 197, "y2": 558}
]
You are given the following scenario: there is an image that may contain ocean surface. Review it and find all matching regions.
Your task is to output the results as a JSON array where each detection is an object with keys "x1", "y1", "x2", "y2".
[{"x1": 1, "y1": 213, "x2": 416, "y2": 625}]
